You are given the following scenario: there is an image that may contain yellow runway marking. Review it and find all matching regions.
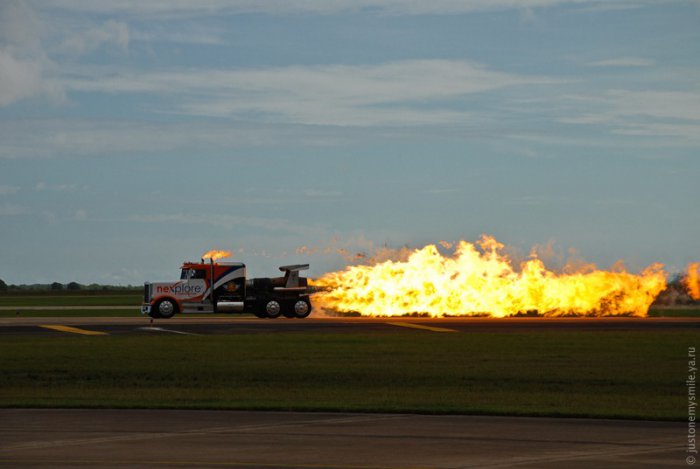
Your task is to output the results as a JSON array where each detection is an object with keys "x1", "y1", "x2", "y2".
[
  {"x1": 40, "y1": 325, "x2": 108, "y2": 336},
  {"x1": 385, "y1": 322, "x2": 457, "y2": 333}
]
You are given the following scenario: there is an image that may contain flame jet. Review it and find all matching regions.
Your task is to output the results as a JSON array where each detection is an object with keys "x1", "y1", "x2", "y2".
[
  {"x1": 202, "y1": 250, "x2": 232, "y2": 261},
  {"x1": 686, "y1": 263, "x2": 700, "y2": 301},
  {"x1": 313, "y1": 236, "x2": 667, "y2": 317}
]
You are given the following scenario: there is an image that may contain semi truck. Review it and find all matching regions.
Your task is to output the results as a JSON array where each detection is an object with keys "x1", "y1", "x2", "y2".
[{"x1": 141, "y1": 259, "x2": 313, "y2": 319}]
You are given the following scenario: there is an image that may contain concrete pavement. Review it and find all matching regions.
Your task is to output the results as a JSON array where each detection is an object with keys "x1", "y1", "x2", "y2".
[{"x1": 0, "y1": 409, "x2": 687, "y2": 468}]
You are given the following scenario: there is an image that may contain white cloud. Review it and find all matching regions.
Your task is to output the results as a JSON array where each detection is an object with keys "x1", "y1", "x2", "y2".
[
  {"x1": 0, "y1": 57, "x2": 560, "y2": 158},
  {"x1": 60, "y1": 60, "x2": 556, "y2": 126},
  {"x1": 612, "y1": 122, "x2": 700, "y2": 140},
  {"x1": 129, "y1": 213, "x2": 322, "y2": 236},
  {"x1": 0, "y1": 203, "x2": 26, "y2": 216},
  {"x1": 42, "y1": 0, "x2": 680, "y2": 17},
  {"x1": 131, "y1": 26, "x2": 226, "y2": 45},
  {"x1": 304, "y1": 189, "x2": 343, "y2": 198},
  {"x1": 558, "y1": 89, "x2": 700, "y2": 142},
  {"x1": 41, "y1": 210, "x2": 58, "y2": 224},
  {"x1": 57, "y1": 20, "x2": 129, "y2": 56},
  {"x1": 0, "y1": 49, "x2": 61, "y2": 106},
  {"x1": 424, "y1": 188, "x2": 461, "y2": 194},
  {"x1": 0, "y1": 119, "x2": 371, "y2": 159},
  {"x1": 0, "y1": 185, "x2": 19, "y2": 195},
  {"x1": 575, "y1": 3, "x2": 646, "y2": 12},
  {"x1": 0, "y1": 1, "x2": 48, "y2": 106},
  {"x1": 103, "y1": 268, "x2": 144, "y2": 285},
  {"x1": 36, "y1": 182, "x2": 78, "y2": 191},
  {"x1": 588, "y1": 57, "x2": 655, "y2": 68},
  {"x1": 0, "y1": 3, "x2": 130, "y2": 108},
  {"x1": 0, "y1": 1, "x2": 62, "y2": 107},
  {"x1": 608, "y1": 90, "x2": 700, "y2": 121},
  {"x1": 0, "y1": 1, "x2": 45, "y2": 48}
]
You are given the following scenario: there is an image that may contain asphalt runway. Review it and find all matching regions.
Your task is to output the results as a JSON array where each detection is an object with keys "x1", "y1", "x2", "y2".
[
  {"x1": 0, "y1": 409, "x2": 686, "y2": 468},
  {"x1": 0, "y1": 316, "x2": 698, "y2": 337}
]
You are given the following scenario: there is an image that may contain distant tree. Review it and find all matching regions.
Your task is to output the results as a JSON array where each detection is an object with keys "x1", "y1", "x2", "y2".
[
  {"x1": 0, "y1": 279, "x2": 7, "y2": 292},
  {"x1": 67, "y1": 282, "x2": 81, "y2": 291},
  {"x1": 50, "y1": 282, "x2": 63, "y2": 291}
]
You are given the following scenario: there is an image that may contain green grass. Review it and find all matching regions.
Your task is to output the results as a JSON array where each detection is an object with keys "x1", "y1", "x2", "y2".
[
  {"x1": 648, "y1": 307, "x2": 700, "y2": 317},
  {"x1": 0, "y1": 331, "x2": 695, "y2": 420},
  {"x1": 0, "y1": 291, "x2": 142, "y2": 317},
  {"x1": 0, "y1": 294, "x2": 142, "y2": 307},
  {"x1": 0, "y1": 309, "x2": 140, "y2": 318}
]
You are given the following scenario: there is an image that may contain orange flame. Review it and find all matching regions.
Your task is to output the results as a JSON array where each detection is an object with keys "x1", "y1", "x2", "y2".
[
  {"x1": 313, "y1": 235, "x2": 667, "y2": 317},
  {"x1": 685, "y1": 262, "x2": 700, "y2": 301},
  {"x1": 201, "y1": 249, "x2": 232, "y2": 261}
]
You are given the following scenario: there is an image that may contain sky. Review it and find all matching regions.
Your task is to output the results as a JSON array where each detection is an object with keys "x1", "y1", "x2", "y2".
[{"x1": 0, "y1": 0, "x2": 698, "y2": 285}]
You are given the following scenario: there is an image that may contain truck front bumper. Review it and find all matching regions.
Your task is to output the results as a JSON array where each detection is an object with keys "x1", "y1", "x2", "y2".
[{"x1": 140, "y1": 304, "x2": 151, "y2": 315}]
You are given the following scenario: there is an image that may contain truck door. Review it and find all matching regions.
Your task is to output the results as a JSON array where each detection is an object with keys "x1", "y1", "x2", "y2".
[{"x1": 179, "y1": 268, "x2": 208, "y2": 301}]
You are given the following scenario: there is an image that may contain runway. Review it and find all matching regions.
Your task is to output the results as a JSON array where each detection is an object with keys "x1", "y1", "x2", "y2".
[
  {"x1": 1, "y1": 319, "x2": 693, "y2": 467},
  {"x1": 0, "y1": 409, "x2": 685, "y2": 468},
  {"x1": 0, "y1": 316, "x2": 698, "y2": 336}
]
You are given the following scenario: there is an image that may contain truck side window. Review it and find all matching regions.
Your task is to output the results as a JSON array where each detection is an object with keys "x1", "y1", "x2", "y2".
[
  {"x1": 181, "y1": 269, "x2": 206, "y2": 279},
  {"x1": 192, "y1": 269, "x2": 206, "y2": 279}
]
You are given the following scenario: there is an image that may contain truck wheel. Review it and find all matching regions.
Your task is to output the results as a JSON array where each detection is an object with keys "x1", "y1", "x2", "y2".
[
  {"x1": 293, "y1": 299, "x2": 312, "y2": 318},
  {"x1": 264, "y1": 300, "x2": 281, "y2": 318},
  {"x1": 253, "y1": 309, "x2": 268, "y2": 319},
  {"x1": 154, "y1": 299, "x2": 178, "y2": 319}
]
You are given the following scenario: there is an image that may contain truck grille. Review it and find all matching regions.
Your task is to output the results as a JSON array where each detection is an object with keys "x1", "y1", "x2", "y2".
[{"x1": 143, "y1": 283, "x2": 151, "y2": 302}]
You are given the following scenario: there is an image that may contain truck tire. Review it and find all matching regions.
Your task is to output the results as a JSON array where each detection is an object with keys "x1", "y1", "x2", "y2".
[
  {"x1": 264, "y1": 299, "x2": 281, "y2": 318},
  {"x1": 154, "y1": 298, "x2": 178, "y2": 319},
  {"x1": 253, "y1": 309, "x2": 268, "y2": 318},
  {"x1": 292, "y1": 298, "x2": 312, "y2": 318}
]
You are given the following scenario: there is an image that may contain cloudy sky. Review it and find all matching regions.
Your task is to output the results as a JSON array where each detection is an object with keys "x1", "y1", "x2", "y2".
[{"x1": 1, "y1": 0, "x2": 698, "y2": 285}]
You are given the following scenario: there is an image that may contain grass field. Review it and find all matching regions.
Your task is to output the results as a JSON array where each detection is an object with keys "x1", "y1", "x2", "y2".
[
  {"x1": 648, "y1": 307, "x2": 700, "y2": 317},
  {"x1": 0, "y1": 309, "x2": 140, "y2": 318},
  {"x1": 0, "y1": 294, "x2": 142, "y2": 307},
  {"x1": 0, "y1": 291, "x2": 142, "y2": 317},
  {"x1": 0, "y1": 331, "x2": 695, "y2": 420}
]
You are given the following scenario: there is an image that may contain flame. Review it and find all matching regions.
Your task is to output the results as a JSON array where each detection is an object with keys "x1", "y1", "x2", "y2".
[
  {"x1": 202, "y1": 249, "x2": 232, "y2": 261},
  {"x1": 685, "y1": 262, "x2": 700, "y2": 300},
  {"x1": 313, "y1": 235, "x2": 667, "y2": 317}
]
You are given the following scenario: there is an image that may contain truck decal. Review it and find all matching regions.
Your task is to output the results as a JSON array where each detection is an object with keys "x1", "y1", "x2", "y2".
[{"x1": 156, "y1": 282, "x2": 204, "y2": 296}]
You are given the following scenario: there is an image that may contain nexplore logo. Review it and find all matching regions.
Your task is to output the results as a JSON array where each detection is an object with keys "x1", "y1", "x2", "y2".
[{"x1": 156, "y1": 283, "x2": 203, "y2": 296}]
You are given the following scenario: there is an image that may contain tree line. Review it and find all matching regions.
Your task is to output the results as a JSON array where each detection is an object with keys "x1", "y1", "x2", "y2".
[{"x1": 0, "y1": 279, "x2": 139, "y2": 293}]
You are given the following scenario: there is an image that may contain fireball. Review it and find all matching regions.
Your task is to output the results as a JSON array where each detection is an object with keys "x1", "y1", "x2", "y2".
[
  {"x1": 201, "y1": 249, "x2": 232, "y2": 261},
  {"x1": 313, "y1": 235, "x2": 667, "y2": 317},
  {"x1": 686, "y1": 262, "x2": 700, "y2": 301}
]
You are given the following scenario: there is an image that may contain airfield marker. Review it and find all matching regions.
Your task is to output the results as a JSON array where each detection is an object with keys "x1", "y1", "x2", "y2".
[
  {"x1": 40, "y1": 325, "x2": 108, "y2": 336},
  {"x1": 385, "y1": 322, "x2": 457, "y2": 333}
]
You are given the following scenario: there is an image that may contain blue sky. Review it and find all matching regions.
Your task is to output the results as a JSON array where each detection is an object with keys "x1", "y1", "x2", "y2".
[{"x1": 1, "y1": 0, "x2": 698, "y2": 285}]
